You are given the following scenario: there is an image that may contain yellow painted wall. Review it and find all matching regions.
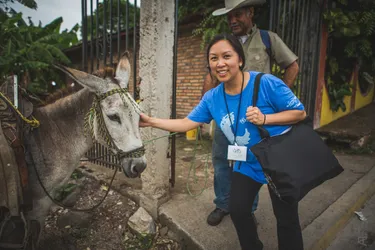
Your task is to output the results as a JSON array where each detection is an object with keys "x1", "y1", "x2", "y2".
[
  {"x1": 320, "y1": 84, "x2": 352, "y2": 127},
  {"x1": 319, "y1": 71, "x2": 374, "y2": 127}
]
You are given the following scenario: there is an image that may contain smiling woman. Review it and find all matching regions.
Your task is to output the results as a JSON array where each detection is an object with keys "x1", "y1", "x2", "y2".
[{"x1": 139, "y1": 33, "x2": 307, "y2": 250}]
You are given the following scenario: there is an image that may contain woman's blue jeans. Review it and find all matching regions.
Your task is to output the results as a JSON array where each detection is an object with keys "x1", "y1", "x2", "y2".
[{"x1": 212, "y1": 126, "x2": 259, "y2": 212}]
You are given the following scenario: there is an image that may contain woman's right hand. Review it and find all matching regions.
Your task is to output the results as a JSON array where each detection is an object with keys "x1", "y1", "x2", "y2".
[{"x1": 139, "y1": 113, "x2": 153, "y2": 127}]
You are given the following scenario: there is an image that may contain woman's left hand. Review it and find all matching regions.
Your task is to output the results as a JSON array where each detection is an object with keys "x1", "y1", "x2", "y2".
[{"x1": 246, "y1": 106, "x2": 265, "y2": 125}]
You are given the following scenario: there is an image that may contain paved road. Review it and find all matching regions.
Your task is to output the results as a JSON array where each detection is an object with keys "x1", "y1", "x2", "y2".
[{"x1": 327, "y1": 193, "x2": 375, "y2": 250}]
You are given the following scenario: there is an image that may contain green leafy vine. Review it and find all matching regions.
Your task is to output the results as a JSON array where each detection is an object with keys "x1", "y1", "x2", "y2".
[{"x1": 323, "y1": 0, "x2": 375, "y2": 112}]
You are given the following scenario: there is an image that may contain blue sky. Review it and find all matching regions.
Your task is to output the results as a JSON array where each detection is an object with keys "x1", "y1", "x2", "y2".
[{"x1": 10, "y1": 0, "x2": 141, "y2": 32}]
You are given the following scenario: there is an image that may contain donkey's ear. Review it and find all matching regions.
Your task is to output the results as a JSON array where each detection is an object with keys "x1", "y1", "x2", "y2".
[
  {"x1": 54, "y1": 65, "x2": 108, "y2": 94},
  {"x1": 115, "y1": 51, "x2": 131, "y2": 89}
]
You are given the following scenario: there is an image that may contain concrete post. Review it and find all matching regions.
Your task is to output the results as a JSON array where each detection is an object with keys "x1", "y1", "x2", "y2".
[{"x1": 139, "y1": 0, "x2": 175, "y2": 218}]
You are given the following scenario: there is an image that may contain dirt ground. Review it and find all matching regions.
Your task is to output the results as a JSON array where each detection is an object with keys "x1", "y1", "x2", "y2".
[
  {"x1": 172, "y1": 134, "x2": 214, "y2": 196},
  {"x1": 38, "y1": 170, "x2": 181, "y2": 250},
  {"x1": 38, "y1": 135, "x2": 213, "y2": 250}
]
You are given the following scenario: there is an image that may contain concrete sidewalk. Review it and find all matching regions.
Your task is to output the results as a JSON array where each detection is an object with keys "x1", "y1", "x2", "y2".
[
  {"x1": 327, "y1": 192, "x2": 375, "y2": 250},
  {"x1": 159, "y1": 154, "x2": 375, "y2": 250}
]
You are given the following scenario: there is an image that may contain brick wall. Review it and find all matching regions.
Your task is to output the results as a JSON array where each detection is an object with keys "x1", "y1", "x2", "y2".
[{"x1": 176, "y1": 34, "x2": 207, "y2": 118}]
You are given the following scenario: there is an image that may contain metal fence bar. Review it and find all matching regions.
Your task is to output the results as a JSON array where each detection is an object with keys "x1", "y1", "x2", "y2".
[
  {"x1": 170, "y1": 0, "x2": 179, "y2": 187},
  {"x1": 96, "y1": 0, "x2": 99, "y2": 70},
  {"x1": 286, "y1": 0, "x2": 292, "y2": 47},
  {"x1": 81, "y1": 0, "x2": 88, "y2": 71},
  {"x1": 299, "y1": 0, "x2": 309, "y2": 103},
  {"x1": 307, "y1": 0, "x2": 323, "y2": 116},
  {"x1": 295, "y1": 0, "x2": 306, "y2": 101},
  {"x1": 291, "y1": 0, "x2": 297, "y2": 51},
  {"x1": 117, "y1": 0, "x2": 121, "y2": 62},
  {"x1": 302, "y1": 0, "x2": 312, "y2": 112},
  {"x1": 90, "y1": 0, "x2": 94, "y2": 73},
  {"x1": 126, "y1": 0, "x2": 129, "y2": 51},
  {"x1": 103, "y1": 0, "x2": 107, "y2": 66},
  {"x1": 281, "y1": 0, "x2": 286, "y2": 40},
  {"x1": 277, "y1": 0, "x2": 282, "y2": 35},
  {"x1": 269, "y1": 0, "x2": 274, "y2": 30},
  {"x1": 94, "y1": 141, "x2": 97, "y2": 165},
  {"x1": 133, "y1": 0, "x2": 137, "y2": 98},
  {"x1": 109, "y1": 0, "x2": 113, "y2": 66},
  {"x1": 308, "y1": 0, "x2": 317, "y2": 115},
  {"x1": 104, "y1": 145, "x2": 108, "y2": 168},
  {"x1": 295, "y1": 0, "x2": 302, "y2": 59}
]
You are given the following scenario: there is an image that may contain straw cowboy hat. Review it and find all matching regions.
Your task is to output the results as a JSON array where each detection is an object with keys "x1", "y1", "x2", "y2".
[{"x1": 212, "y1": 0, "x2": 266, "y2": 16}]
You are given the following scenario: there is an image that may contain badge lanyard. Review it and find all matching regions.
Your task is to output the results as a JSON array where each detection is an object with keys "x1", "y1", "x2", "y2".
[
  {"x1": 223, "y1": 72, "x2": 245, "y2": 167},
  {"x1": 223, "y1": 71, "x2": 244, "y2": 145}
]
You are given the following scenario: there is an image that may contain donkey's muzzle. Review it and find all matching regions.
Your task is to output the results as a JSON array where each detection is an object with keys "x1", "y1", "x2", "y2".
[{"x1": 122, "y1": 156, "x2": 147, "y2": 178}]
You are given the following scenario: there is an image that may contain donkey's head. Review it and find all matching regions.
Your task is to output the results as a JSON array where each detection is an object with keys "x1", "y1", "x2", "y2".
[{"x1": 55, "y1": 52, "x2": 146, "y2": 178}]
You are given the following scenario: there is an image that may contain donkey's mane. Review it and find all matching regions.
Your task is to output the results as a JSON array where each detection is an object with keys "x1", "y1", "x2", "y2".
[
  {"x1": 39, "y1": 87, "x2": 93, "y2": 119},
  {"x1": 44, "y1": 85, "x2": 77, "y2": 105}
]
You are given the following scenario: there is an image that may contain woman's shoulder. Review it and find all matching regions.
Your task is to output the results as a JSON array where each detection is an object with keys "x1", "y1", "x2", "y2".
[
  {"x1": 248, "y1": 71, "x2": 279, "y2": 81},
  {"x1": 202, "y1": 83, "x2": 223, "y2": 100},
  {"x1": 248, "y1": 71, "x2": 286, "y2": 90}
]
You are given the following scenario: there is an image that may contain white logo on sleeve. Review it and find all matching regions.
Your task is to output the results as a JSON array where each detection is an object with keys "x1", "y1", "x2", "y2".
[
  {"x1": 286, "y1": 96, "x2": 302, "y2": 108},
  {"x1": 220, "y1": 112, "x2": 250, "y2": 146}
]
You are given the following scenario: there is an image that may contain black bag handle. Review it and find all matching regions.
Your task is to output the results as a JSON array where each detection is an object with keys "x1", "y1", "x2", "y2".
[{"x1": 252, "y1": 73, "x2": 271, "y2": 139}]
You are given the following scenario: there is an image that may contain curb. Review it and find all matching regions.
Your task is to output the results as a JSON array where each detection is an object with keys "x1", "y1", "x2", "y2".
[{"x1": 303, "y1": 165, "x2": 375, "y2": 250}]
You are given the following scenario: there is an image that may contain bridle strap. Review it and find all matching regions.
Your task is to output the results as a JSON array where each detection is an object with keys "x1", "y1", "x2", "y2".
[
  {"x1": 96, "y1": 88, "x2": 128, "y2": 101},
  {"x1": 117, "y1": 146, "x2": 146, "y2": 159}
]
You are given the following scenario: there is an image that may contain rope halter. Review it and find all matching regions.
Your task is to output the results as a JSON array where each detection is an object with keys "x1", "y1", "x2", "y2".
[{"x1": 84, "y1": 88, "x2": 145, "y2": 159}]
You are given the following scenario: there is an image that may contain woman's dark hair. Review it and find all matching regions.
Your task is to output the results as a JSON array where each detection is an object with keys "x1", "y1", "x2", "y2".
[{"x1": 206, "y1": 33, "x2": 246, "y2": 71}]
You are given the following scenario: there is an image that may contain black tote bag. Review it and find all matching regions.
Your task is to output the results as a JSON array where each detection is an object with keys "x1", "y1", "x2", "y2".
[{"x1": 250, "y1": 73, "x2": 344, "y2": 204}]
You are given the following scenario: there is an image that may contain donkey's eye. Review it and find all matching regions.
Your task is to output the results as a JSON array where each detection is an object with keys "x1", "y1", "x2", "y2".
[{"x1": 107, "y1": 114, "x2": 121, "y2": 124}]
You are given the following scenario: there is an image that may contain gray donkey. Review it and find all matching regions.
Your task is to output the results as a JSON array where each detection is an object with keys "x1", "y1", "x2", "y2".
[{"x1": 0, "y1": 52, "x2": 147, "y2": 249}]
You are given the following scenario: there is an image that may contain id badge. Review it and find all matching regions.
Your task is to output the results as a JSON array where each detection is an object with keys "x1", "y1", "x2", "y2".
[{"x1": 227, "y1": 145, "x2": 247, "y2": 162}]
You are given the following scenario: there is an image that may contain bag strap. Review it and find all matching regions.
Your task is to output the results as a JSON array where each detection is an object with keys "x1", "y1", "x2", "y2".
[
  {"x1": 260, "y1": 29, "x2": 273, "y2": 73},
  {"x1": 252, "y1": 73, "x2": 270, "y2": 139}
]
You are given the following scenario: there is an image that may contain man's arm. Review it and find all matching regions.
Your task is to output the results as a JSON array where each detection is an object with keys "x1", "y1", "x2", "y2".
[
  {"x1": 269, "y1": 32, "x2": 299, "y2": 88},
  {"x1": 283, "y1": 61, "x2": 299, "y2": 88},
  {"x1": 202, "y1": 73, "x2": 219, "y2": 96}
]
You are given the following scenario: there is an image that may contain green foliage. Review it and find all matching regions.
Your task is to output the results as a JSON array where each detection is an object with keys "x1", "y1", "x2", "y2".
[
  {"x1": 54, "y1": 183, "x2": 77, "y2": 201},
  {"x1": 81, "y1": 0, "x2": 139, "y2": 39},
  {"x1": 178, "y1": 0, "x2": 228, "y2": 49},
  {"x1": 0, "y1": 11, "x2": 79, "y2": 95},
  {"x1": 124, "y1": 232, "x2": 154, "y2": 250},
  {"x1": 193, "y1": 15, "x2": 230, "y2": 50},
  {"x1": 323, "y1": 0, "x2": 375, "y2": 112},
  {"x1": 178, "y1": 0, "x2": 218, "y2": 20},
  {"x1": 0, "y1": 0, "x2": 37, "y2": 12},
  {"x1": 71, "y1": 170, "x2": 84, "y2": 180}
]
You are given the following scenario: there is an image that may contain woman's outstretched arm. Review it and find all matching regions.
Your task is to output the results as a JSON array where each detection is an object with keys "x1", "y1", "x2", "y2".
[{"x1": 140, "y1": 113, "x2": 201, "y2": 133}]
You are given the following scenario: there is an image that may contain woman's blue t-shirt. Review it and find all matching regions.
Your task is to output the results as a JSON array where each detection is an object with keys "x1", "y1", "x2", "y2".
[{"x1": 187, "y1": 71, "x2": 305, "y2": 184}]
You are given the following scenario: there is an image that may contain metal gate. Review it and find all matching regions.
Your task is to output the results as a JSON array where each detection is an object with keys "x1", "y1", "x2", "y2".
[
  {"x1": 80, "y1": 0, "x2": 140, "y2": 169},
  {"x1": 269, "y1": 0, "x2": 324, "y2": 117}
]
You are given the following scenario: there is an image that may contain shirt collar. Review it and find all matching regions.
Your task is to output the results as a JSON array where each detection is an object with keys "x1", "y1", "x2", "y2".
[{"x1": 238, "y1": 24, "x2": 258, "y2": 44}]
